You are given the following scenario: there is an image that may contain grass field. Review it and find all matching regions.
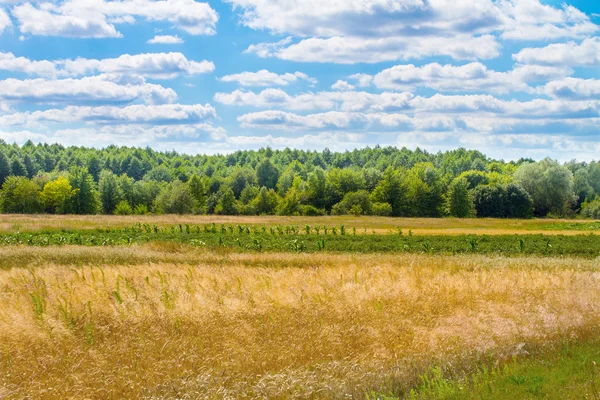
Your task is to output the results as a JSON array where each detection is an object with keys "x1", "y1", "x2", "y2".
[
  {"x1": 1, "y1": 214, "x2": 599, "y2": 235},
  {"x1": 0, "y1": 215, "x2": 599, "y2": 399}
]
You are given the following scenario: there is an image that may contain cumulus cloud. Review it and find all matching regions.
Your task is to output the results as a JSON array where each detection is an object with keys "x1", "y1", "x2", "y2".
[
  {"x1": 12, "y1": 0, "x2": 218, "y2": 38},
  {"x1": 513, "y1": 37, "x2": 600, "y2": 66},
  {"x1": 356, "y1": 62, "x2": 571, "y2": 93},
  {"x1": 215, "y1": 89, "x2": 415, "y2": 112},
  {"x1": 331, "y1": 80, "x2": 355, "y2": 91},
  {"x1": 0, "y1": 74, "x2": 177, "y2": 105},
  {"x1": 0, "y1": 52, "x2": 214, "y2": 79},
  {"x1": 219, "y1": 88, "x2": 600, "y2": 121},
  {"x1": 219, "y1": 70, "x2": 316, "y2": 87},
  {"x1": 147, "y1": 35, "x2": 184, "y2": 44},
  {"x1": 234, "y1": 0, "x2": 597, "y2": 63},
  {"x1": 0, "y1": 103, "x2": 216, "y2": 126},
  {"x1": 0, "y1": 52, "x2": 58, "y2": 77},
  {"x1": 0, "y1": 8, "x2": 11, "y2": 34},
  {"x1": 59, "y1": 52, "x2": 215, "y2": 79},
  {"x1": 246, "y1": 35, "x2": 501, "y2": 63},
  {"x1": 537, "y1": 78, "x2": 600, "y2": 100}
]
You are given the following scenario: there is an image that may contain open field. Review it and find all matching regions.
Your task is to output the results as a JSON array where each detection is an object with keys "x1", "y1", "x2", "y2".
[
  {"x1": 1, "y1": 214, "x2": 599, "y2": 236},
  {"x1": 1, "y1": 245, "x2": 600, "y2": 399},
  {"x1": 1, "y1": 216, "x2": 599, "y2": 398}
]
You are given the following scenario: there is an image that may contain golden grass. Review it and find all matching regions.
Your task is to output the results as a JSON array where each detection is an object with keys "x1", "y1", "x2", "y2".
[
  {"x1": 0, "y1": 214, "x2": 597, "y2": 236},
  {"x1": 1, "y1": 247, "x2": 599, "y2": 398}
]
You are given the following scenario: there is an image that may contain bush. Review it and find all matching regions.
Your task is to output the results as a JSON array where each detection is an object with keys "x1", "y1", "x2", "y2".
[
  {"x1": 134, "y1": 204, "x2": 149, "y2": 215},
  {"x1": 581, "y1": 199, "x2": 600, "y2": 219},
  {"x1": 114, "y1": 201, "x2": 133, "y2": 215},
  {"x1": 372, "y1": 202, "x2": 393, "y2": 217},
  {"x1": 331, "y1": 190, "x2": 372, "y2": 216},
  {"x1": 300, "y1": 205, "x2": 326, "y2": 216}
]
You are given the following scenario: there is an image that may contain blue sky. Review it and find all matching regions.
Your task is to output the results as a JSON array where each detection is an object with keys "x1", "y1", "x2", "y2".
[{"x1": 0, "y1": 0, "x2": 599, "y2": 161}]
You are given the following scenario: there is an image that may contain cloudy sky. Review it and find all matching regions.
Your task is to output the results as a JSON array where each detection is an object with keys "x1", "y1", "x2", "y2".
[{"x1": 0, "y1": 0, "x2": 599, "y2": 160}]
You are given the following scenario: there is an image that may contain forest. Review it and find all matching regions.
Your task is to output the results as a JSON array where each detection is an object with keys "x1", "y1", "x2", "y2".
[{"x1": 0, "y1": 140, "x2": 599, "y2": 219}]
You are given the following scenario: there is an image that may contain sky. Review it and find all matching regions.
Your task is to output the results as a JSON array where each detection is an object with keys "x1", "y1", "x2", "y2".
[{"x1": 0, "y1": 0, "x2": 599, "y2": 161}]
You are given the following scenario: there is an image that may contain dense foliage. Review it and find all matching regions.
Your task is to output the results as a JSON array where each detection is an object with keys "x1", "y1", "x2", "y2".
[{"x1": 0, "y1": 140, "x2": 597, "y2": 218}]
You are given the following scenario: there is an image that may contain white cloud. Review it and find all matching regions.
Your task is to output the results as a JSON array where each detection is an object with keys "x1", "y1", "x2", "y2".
[
  {"x1": 0, "y1": 51, "x2": 213, "y2": 79},
  {"x1": 0, "y1": 8, "x2": 11, "y2": 34},
  {"x1": 513, "y1": 37, "x2": 600, "y2": 66},
  {"x1": 0, "y1": 103, "x2": 216, "y2": 126},
  {"x1": 238, "y1": 110, "x2": 412, "y2": 131},
  {"x1": 246, "y1": 35, "x2": 502, "y2": 63},
  {"x1": 215, "y1": 89, "x2": 416, "y2": 112},
  {"x1": 218, "y1": 88, "x2": 600, "y2": 120},
  {"x1": 234, "y1": 0, "x2": 597, "y2": 63},
  {"x1": 0, "y1": 74, "x2": 177, "y2": 105},
  {"x1": 498, "y1": 1, "x2": 598, "y2": 40},
  {"x1": 147, "y1": 35, "x2": 184, "y2": 44},
  {"x1": 219, "y1": 69, "x2": 316, "y2": 87},
  {"x1": 0, "y1": 52, "x2": 58, "y2": 77},
  {"x1": 12, "y1": 0, "x2": 218, "y2": 38},
  {"x1": 59, "y1": 52, "x2": 215, "y2": 79},
  {"x1": 12, "y1": 3, "x2": 122, "y2": 38},
  {"x1": 537, "y1": 78, "x2": 600, "y2": 100},
  {"x1": 365, "y1": 62, "x2": 570, "y2": 93},
  {"x1": 331, "y1": 80, "x2": 355, "y2": 91}
]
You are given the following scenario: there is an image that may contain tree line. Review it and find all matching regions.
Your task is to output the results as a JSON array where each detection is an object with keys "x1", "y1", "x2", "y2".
[{"x1": 0, "y1": 140, "x2": 598, "y2": 219}]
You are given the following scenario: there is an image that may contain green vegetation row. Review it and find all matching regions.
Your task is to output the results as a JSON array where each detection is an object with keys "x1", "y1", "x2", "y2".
[
  {"x1": 3, "y1": 224, "x2": 600, "y2": 258},
  {"x1": 373, "y1": 338, "x2": 600, "y2": 400},
  {"x1": 1, "y1": 141, "x2": 600, "y2": 220}
]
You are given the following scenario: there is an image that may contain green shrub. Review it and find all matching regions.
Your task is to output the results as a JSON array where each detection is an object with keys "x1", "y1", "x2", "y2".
[
  {"x1": 581, "y1": 199, "x2": 600, "y2": 219},
  {"x1": 133, "y1": 204, "x2": 149, "y2": 215},
  {"x1": 300, "y1": 205, "x2": 326, "y2": 216},
  {"x1": 114, "y1": 201, "x2": 133, "y2": 215},
  {"x1": 372, "y1": 202, "x2": 393, "y2": 217}
]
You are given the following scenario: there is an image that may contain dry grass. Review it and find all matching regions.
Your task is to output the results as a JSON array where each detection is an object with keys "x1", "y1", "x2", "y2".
[
  {"x1": 0, "y1": 214, "x2": 596, "y2": 236},
  {"x1": 1, "y1": 247, "x2": 599, "y2": 399}
]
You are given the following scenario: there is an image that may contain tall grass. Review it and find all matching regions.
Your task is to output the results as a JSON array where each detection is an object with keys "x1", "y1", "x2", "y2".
[{"x1": 0, "y1": 248, "x2": 599, "y2": 398}]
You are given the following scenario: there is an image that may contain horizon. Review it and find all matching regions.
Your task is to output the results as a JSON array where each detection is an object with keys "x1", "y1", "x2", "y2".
[{"x1": 1, "y1": 0, "x2": 600, "y2": 162}]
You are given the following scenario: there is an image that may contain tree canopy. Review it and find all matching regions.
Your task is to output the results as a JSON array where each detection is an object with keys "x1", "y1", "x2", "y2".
[{"x1": 0, "y1": 141, "x2": 593, "y2": 218}]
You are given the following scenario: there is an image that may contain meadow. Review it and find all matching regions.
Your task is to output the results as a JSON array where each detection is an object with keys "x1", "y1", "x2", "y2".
[{"x1": 0, "y1": 216, "x2": 599, "y2": 399}]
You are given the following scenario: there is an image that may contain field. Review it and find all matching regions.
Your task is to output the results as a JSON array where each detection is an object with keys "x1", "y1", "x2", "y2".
[{"x1": 1, "y1": 216, "x2": 600, "y2": 399}]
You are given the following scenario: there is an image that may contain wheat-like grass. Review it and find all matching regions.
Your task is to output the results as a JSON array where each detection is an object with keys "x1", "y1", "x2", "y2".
[{"x1": 0, "y1": 248, "x2": 599, "y2": 398}]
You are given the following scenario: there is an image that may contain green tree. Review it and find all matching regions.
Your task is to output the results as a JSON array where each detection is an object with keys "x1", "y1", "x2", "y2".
[
  {"x1": 40, "y1": 176, "x2": 77, "y2": 214},
  {"x1": 0, "y1": 176, "x2": 43, "y2": 213},
  {"x1": 87, "y1": 155, "x2": 102, "y2": 182},
  {"x1": 405, "y1": 163, "x2": 443, "y2": 217},
  {"x1": 504, "y1": 184, "x2": 533, "y2": 219},
  {"x1": 214, "y1": 186, "x2": 238, "y2": 215},
  {"x1": 256, "y1": 158, "x2": 279, "y2": 190},
  {"x1": 445, "y1": 177, "x2": 475, "y2": 218},
  {"x1": 325, "y1": 168, "x2": 365, "y2": 210},
  {"x1": 67, "y1": 166, "x2": 99, "y2": 214},
  {"x1": 10, "y1": 157, "x2": 27, "y2": 177},
  {"x1": 276, "y1": 176, "x2": 302, "y2": 215},
  {"x1": 372, "y1": 167, "x2": 408, "y2": 216},
  {"x1": 98, "y1": 170, "x2": 122, "y2": 214},
  {"x1": 250, "y1": 187, "x2": 280, "y2": 215},
  {"x1": 514, "y1": 158, "x2": 576, "y2": 217},
  {"x1": 0, "y1": 151, "x2": 11, "y2": 186},
  {"x1": 23, "y1": 154, "x2": 37, "y2": 178},
  {"x1": 473, "y1": 185, "x2": 505, "y2": 218},
  {"x1": 154, "y1": 180, "x2": 195, "y2": 214},
  {"x1": 188, "y1": 174, "x2": 208, "y2": 213},
  {"x1": 227, "y1": 167, "x2": 257, "y2": 198}
]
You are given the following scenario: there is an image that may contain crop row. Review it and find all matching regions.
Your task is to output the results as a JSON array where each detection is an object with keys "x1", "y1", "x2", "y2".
[{"x1": 2, "y1": 225, "x2": 600, "y2": 257}]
